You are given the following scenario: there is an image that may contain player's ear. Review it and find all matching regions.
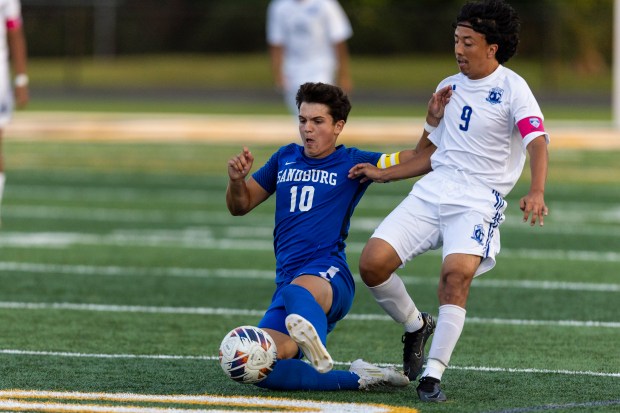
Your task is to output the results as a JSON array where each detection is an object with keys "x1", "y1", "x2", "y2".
[
  {"x1": 487, "y1": 43, "x2": 498, "y2": 59},
  {"x1": 335, "y1": 119, "x2": 345, "y2": 133}
]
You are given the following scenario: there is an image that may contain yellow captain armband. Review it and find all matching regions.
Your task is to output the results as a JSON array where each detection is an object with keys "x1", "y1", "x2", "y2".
[{"x1": 376, "y1": 152, "x2": 401, "y2": 169}]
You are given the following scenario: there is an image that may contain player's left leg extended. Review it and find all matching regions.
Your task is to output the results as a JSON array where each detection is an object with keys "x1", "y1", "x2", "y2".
[
  {"x1": 256, "y1": 358, "x2": 358, "y2": 390},
  {"x1": 256, "y1": 358, "x2": 409, "y2": 391}
]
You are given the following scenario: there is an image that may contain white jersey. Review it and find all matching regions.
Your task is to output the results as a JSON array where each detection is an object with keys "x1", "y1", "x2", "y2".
[
  {"x1": 428, "y1": 65, "x2": 549, "y2": 197},
  {"x1": 266, "y1": 0, "x2": 352, "y2": 83},
  {"x1": 0, "y1": 0, "x2": 22, "y2": 124},
  {"x1": 0, "y1": 0, "x2": 20, "y2": 67}
]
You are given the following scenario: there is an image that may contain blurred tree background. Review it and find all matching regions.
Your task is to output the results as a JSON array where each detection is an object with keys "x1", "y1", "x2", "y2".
[
  {"x1": 22, "y1": 0, "x2": 612, "y2": 74},
  {"x1": 19, "y1": 0, "x2": 613, "y2": 114}
]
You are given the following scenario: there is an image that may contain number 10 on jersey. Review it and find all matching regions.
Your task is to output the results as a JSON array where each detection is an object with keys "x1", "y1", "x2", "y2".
[{"x1": 290, "y1": 186, "x2": 315, "y2": 212}]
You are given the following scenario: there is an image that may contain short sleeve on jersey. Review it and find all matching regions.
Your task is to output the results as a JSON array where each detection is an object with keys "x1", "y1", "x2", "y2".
[
  {"x1": 517, "y1": 116, "x2": 549, "y2": 147},
  {"x1": 252, "y1": 148, "x2": 284, "y2": 194},
  {"x1": 4, "y1": 0, "x2": 21, "y2": 28},
  {"x1": 6, "y1": 17, "x2": 21, "y2": 29},
  {"x1": 347, "y1": 147, "x2": 382, "y2": 167},
  {"x1": 266, "y1": 0, "x2": 283, "y2": 44},
  {"x1": 325, "y1": 0, "x2": 353, "y2": 42}
]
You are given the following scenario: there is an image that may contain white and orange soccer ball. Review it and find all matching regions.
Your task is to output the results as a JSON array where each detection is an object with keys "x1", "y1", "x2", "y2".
[{"x1": 219, "y1": 326, "x2": 278, "y2": 384}]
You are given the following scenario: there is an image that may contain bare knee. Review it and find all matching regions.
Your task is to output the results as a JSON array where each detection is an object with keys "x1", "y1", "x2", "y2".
[
  {"x1": 438, "y1": 254, "x2": 480, "y2": 306},
  {"x1": 438, "y1": 270, "x2": 472, "y2": 306},
  {"x1": 290, "y1": 275, "x2": 332, "y2": 314},
  {"x1": 359, "y1": 238, "x2": 402, "y2": 287},
  {"x1": 263, "y1": 328, "x2": 299, "y2": 359},
  {"x1": 438, "y1": 254, "x2": 481, "y2": 308}
]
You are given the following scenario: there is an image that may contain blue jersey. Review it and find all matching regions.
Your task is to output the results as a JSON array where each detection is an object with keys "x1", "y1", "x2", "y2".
[{"x1": 253, "y1": 144, "x2": 382, "y2": 283}]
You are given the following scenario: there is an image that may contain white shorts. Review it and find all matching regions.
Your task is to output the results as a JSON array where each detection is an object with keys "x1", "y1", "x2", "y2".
[
  {"x1": 372, "y1": 167, "x2": 507, "y2": 277},
  {"x1": 0, "y1": 72, "x2": 13, "y2": 127}
]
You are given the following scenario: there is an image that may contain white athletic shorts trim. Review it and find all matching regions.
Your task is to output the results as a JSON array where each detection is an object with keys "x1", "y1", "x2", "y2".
[{"x1": 371, "y1": 166, "x2": 507, "y2": 277}]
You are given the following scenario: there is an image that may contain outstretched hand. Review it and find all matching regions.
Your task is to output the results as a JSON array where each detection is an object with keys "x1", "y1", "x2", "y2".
[
  {"x1": 228, "y1": 147, "x2": 254, "y2": 181},
  {"x1": 427, "y1": 85, "x2": 453, "y2": 124},
  {"x1": 348, "y1": 163, "x2": 386, "y2": 183},
  {"x1": 519, "y1": 190, "x2": 548, "y2": 226}
]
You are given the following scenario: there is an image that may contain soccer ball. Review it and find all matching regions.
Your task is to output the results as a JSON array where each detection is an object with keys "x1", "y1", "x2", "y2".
[{"x1": 219, "y1": 325, "x2": 278, "y2": 384}]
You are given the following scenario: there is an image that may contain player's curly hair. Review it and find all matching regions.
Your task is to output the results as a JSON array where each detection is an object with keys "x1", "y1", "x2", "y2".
[
  {"x1": 296, "y1": 82, "x2": 352, "y2": 123},
  {"x1": 455, "y1": 0, "x2": 520, "y2": 64}
]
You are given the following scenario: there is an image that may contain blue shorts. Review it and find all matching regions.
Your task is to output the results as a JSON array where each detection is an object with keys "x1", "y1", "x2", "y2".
[{"x1": 258, "y1": 255, "x2": 355, "y2": 337}]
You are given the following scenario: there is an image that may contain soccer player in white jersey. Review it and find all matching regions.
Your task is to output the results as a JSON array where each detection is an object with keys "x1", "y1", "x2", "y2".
[
  {"x1": 0, "y1": 0, "x2": 28, "y2": 223},
  {"x1": 226, "y1": 82, "x2": 438, "y2": 391},
  {"x1": 266, "y1": 0, "x2": 352, "y2": 114},
  {"x1": 348, "y1": 0, "x2": 549, "y2": 402}
]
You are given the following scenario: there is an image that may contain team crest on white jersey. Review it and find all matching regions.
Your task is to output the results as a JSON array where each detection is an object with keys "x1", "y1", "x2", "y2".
[
  {"x1": 471, "y1": 224, "x2": 484, "y2": 245},
  {"x1": 486, "y1": 87, "x2": 504, "y2": 105},
  {"x1": 529, "y1": 117, "x2": 541, "y2": 128}
]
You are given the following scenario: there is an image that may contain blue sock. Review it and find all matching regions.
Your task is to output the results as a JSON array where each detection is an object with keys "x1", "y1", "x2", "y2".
[
  {"x1": 255, "y1": 359, "x2": 360, "y2": 390},
  {"x1": 282, "y1": 284, "x2": 327, "y2": 345}
]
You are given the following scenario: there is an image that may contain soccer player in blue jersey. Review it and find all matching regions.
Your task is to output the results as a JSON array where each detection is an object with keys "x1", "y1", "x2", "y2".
[{"x1": 225, "y1": 82, "x2": 433, "y2": 391}]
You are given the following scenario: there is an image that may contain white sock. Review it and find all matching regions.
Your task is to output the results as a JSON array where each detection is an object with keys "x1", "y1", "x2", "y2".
[
  {"x1": 422, "y1": 304, "x2": 466, "y2": 381},
  {"x1": 368, "y1": 273, "x2": 424, "y2": 332}
]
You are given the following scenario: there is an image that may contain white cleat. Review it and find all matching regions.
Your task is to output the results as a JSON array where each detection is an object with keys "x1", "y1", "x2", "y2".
[
  {"x1": 349, "y1": 359, "x2": 410, "y2": 391},
  {"x1": 285, "y1": 313, "x2": 333, "y2": 373}
]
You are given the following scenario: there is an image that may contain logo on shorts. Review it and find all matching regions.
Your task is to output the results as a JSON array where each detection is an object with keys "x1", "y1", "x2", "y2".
[
  {"x1": 319, "y1": 266, "x2": 340, "y2": 281},
  {"x1": 471, "y1": 224, "x2": 484, "y2": 245},
  {"x1": 486, "y1": 87, "x2": 503, "y2": 105}
]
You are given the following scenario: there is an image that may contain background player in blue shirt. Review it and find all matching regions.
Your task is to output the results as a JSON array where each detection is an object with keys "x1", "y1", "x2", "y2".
[{"x1": 225, "y1": 82, "x2": 432, "y2": 391}]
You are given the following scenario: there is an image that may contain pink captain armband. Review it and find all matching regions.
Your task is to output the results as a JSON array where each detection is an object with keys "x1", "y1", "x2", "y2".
[
  {"x1": 517, "y1": 116, "x2": 545, "y2": 139},
  {"x1": 6, "y1": 18, "x2": 22, "y2": 30}
]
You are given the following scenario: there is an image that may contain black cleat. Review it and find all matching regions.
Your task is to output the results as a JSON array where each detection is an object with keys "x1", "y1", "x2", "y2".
[
  {"x1": 402, "y1": 312, "x2": 436, "y2": 380},
  {"x1": 417, "y1": 376, "x2": 447, "y2": 402}
]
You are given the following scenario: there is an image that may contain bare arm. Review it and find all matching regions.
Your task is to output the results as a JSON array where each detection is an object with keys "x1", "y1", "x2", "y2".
[
  {"x1": 226, "y1": 147, "x2": 270, "y2": 216},
  {"x1": 519, "y1": 135, "x2": 549, "y2": 226},
  {"x1": 7, "y1": 25, "x2": 28, "y2": 108},
  {"x1": 347, "y1": 85, "x2": 451, "y2": 183},
  {"x1": 269, "y1": 45, "x2": 284, "y2": 90},
  {"x1": 348, "y1": 144, "x2": 435, "y2": 183},
  {"x1": 334, "y1": 41, "x2": 352, "y2": 93}
]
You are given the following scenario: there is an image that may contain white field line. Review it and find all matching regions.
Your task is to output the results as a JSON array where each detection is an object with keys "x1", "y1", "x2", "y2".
[
  {"x1": 6, "y1": 202, "x2": 620, "y2": 231},
  {"x1": 0, "y1": 393, "x2": 406, "y2": 413},
  {"x1": 9, "y1": 184, "x2": 620, "y2": 213},
  {"x1": 0, "y1": 262, "x2": 618, "y2": 292},
  {"x1": 0, "y1": 301, "x2": 618, "y2": 329},
  {"x1": 10, "y1": 185, "x2": 620, "y2": 226},
  {"x1": 486, "y1": 401, "x2": 620, "y2": 413},
  {"x1": 5, "y1": 205, "x2": 216, "y2": 224},
  {"x1": 8, "y1": 185, "x2": 563, "y2": 220},
  {"x1": 0, "y1": 390, "x2": 408, "y2": 413},
  {"x1": 2, "y1": 230, "x2": 620, "y2": 263},
  {"x1": 1, "y1": 349, "x2": 618, "y2": 379},
  {"x1": 8, "y1": 186, "x2": 209, "y2": 204}
]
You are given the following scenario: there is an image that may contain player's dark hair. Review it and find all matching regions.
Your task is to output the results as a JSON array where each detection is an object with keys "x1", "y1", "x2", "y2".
[
  {"x1": 455, "y1": 0, "x2": 520, "y2": 64},
  {"x1": 296, "y1": 82, "x2": 352, "y2": 123}
]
